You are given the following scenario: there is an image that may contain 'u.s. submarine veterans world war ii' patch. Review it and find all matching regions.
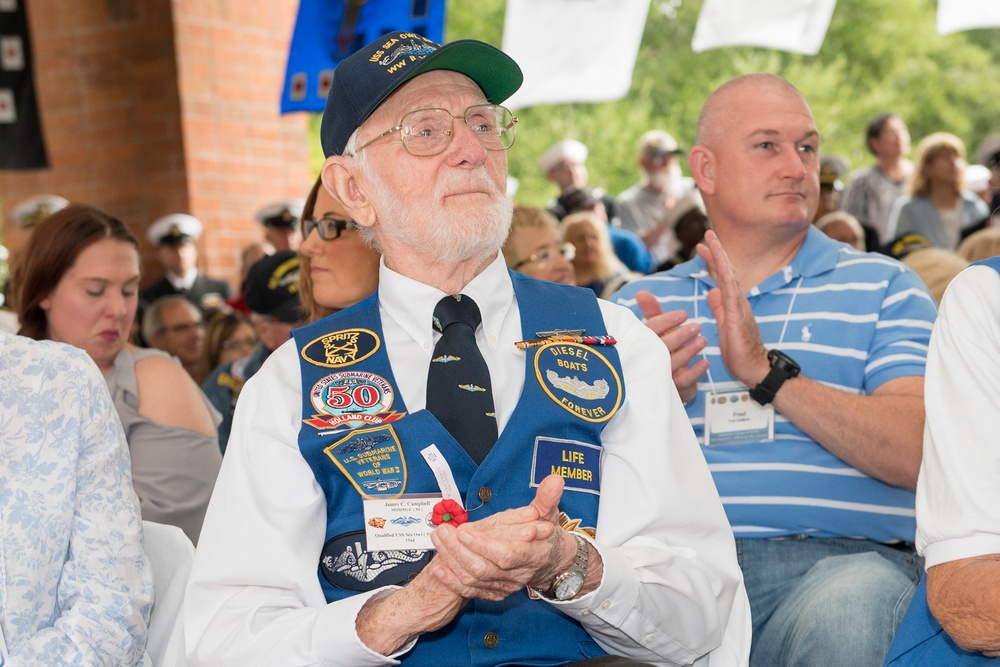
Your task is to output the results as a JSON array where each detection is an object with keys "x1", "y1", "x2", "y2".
[{"x1": 324, "y1": 425, "x2": 407, "y2": 498}]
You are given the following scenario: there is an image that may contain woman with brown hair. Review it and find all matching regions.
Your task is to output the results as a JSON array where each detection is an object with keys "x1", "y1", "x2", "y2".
[
  {"x1": 885, "y1": 132, "x2": 990, "y2": 249},
  {"x1": 11, "y1": 204, "x2": 222, "y2": 544},
  {"x1": 199, "y1": 310, "x2": 258, "y2": 379},
  {"x1": 298, "y1": 175, "x2": 380, "y2": 321}
]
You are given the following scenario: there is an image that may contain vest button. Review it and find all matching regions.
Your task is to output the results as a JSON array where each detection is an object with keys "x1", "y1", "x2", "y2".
[
  {"x1": 478, "y1": 486, "x2": 492, "y2": 503},
  {"x1": 483, "y1": 631, "x2": 499, "y2": 648}
]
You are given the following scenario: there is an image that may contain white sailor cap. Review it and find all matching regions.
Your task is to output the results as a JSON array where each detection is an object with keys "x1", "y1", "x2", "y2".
[
  {"x1": 538, "y1": 139, "x2": 588, "y2": 174},
  {"x1": 11, "y1": 194, "x2": 70, "y2": 230},
  {"x1": 146, "y1": 213, "x2": 203, "y2": 246},
  {"x1": 965, "y1": 164, "x2": 992, "y2": 194},
  {"x1": 255, "y1": 199, "x2": 306, "y2": 228}
]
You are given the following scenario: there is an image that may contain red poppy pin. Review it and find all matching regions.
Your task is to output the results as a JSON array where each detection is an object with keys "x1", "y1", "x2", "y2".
[{"x1": 431, "y1": 499, "x2": 468, "y2": 526}]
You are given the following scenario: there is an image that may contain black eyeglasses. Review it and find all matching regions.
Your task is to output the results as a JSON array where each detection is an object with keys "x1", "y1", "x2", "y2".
[{"x1": 301, "y1": 216, "x2": 351, "y2": 241}]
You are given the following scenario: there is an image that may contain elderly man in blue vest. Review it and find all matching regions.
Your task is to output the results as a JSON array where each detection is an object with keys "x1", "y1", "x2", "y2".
[
  {"x1": 185, "y1": 32, "x2": 749, "y2": 667},
  {"x1": 613, "y1": 74, "x2": 938, "y2": 666}
]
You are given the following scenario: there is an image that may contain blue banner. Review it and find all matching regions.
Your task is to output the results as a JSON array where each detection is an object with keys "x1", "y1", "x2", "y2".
[{"x1": 280, "y1": 0, "x2": 446, "y2": 114}]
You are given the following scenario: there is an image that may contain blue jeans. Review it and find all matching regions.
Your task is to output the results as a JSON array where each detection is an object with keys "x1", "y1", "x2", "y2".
[{"x1": 737, "y1": 536, "x2": 923, "y2": 667}]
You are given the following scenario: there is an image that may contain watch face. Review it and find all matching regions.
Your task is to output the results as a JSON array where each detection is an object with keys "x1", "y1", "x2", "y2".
[
  {"x1": 555, "y1": 572, "x2": 586, "y2": 600},
  {"x1": 768, "y1": 349, "x2": 801, "y2": 375}
]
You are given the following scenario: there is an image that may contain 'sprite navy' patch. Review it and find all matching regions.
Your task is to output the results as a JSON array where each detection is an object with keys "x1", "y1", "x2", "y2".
[{"x1": 301, "y1": 328, "x2": 380, "y2": 368}]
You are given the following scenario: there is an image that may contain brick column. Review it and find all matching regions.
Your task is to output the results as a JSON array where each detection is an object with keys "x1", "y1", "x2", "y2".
[{"x1": 0, "y1": 0, "x2": 312, "y2": 288}]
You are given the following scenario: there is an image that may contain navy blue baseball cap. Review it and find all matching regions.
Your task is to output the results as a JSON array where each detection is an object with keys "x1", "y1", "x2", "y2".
[{"x1": 320, "y1": 32, "x2": 523, "y2": 158}]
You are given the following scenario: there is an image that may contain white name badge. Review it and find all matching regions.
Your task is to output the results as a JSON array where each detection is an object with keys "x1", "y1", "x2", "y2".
[
  {"x1": 363, "y1": 494, "x2": 441, "y2": 552},
  {"x1": 704, "y1": 390, "x2": 774, "y2": 446}
]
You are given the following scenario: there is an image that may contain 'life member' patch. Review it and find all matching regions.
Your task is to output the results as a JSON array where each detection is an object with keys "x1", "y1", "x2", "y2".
[
  {"x1": 320, "y1": 530, "x2": 430, "y2": 591},
  {"x1": 301, "y1": 328, "x2": 380, "y2": 368},
  {"x1": 534, "y1": 342, "x2": 622, "y2": 423},
  {"x1": 531, "y1": 436, "x2": 601, "y2": 495},
  {"x1": 325, "y1": 424, "x2": 407, "y2": 498},
  {"x1": 304, "y1": 371, "x2": 405, "y2": 432}
]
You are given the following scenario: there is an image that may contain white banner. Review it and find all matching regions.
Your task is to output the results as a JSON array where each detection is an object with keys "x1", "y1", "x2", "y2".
[
  {"x1": 501, "y1": 0, "x2": 651, "y2": 110},
  {"x1": 937, "y1": 0, "x2": 1000, "y2": 34},
  {"x1": 692, "y1": 0, "x2": 837, "y2": 55}
]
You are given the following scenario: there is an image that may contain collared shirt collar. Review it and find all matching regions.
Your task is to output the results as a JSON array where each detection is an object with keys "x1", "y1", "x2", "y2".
[
  {"x1": 378, "y1": 253, "x2": 514, "y2": 354},
  {"x1": 166, "y1": 268, "x2": 198, "y2": 291},
  {"x1": 672, "y1": 226, "x2": 843, "y2": 296}
]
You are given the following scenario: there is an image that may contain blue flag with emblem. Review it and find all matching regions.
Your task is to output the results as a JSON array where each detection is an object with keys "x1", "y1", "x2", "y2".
[{"x1": 280, "y1": 0, "x2": 447, "y2": 114}]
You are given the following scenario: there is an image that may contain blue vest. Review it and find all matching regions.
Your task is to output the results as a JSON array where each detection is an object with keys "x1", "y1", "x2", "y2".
[
  {"x1": 885, "y1": 579, "x2": 997, "y2": 666},
  {"x1": 884, "y1": 257, "x2": 1000, "y2": 667},
  {"x1": 293, "y1": 274, "x2": 626, "y2": 666}
]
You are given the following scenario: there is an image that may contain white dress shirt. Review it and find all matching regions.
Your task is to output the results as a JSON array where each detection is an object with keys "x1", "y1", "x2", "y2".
[{"x1": 184, "y1": 254, "x2": 750, "y2": 667}]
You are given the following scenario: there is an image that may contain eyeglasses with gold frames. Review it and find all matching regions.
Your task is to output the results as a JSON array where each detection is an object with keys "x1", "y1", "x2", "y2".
[{"x1": 352, "y1": 104, "x2": 518, "y2": 157}]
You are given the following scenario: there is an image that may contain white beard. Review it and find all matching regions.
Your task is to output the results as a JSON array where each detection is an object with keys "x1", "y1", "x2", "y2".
[{"x1": 366, "y1": 166, "x2": 513, "y2": 266}]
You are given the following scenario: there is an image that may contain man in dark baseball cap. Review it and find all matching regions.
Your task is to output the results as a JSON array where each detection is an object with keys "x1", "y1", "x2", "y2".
[
  {"x1": 201, "y1": 250, "x2": 305, "y2": 453},
  {"x1": 187, "y1": 31, "x2": 748, "y2": 667}
]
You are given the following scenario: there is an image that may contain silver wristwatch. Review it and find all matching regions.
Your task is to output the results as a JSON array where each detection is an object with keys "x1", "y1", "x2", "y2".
[{"x1": 544, "y1": 532, "x2": 589, "y2": 601}]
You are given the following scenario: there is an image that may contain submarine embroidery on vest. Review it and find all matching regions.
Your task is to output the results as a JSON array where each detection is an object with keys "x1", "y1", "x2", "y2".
[{"x1": 320, "y1": 530, "x2": 430, "y2": 590}]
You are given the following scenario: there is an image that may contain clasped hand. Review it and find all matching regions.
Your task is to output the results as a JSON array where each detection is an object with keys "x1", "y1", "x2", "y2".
[
  {"x1": 636, "y1": 230, "x2": 769, "y2": 400},
  {"x1": 427, "y1": 473, "x2": 576, "y2": 601}
]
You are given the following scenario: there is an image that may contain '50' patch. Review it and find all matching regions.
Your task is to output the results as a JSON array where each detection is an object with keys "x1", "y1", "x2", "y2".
[{"x1": 304, "y1": 371, "x2": 404, "y2": 432}]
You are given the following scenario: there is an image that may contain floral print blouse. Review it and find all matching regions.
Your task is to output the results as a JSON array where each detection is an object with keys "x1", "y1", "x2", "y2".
[{"x1": 0, "y1": 333, "x2": 152, "y2": 666}]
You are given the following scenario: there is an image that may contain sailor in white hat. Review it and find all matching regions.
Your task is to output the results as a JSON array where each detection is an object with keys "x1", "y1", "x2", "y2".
[
  {"x1": 617, "y1": 129, "x2": 696, "y2": 264},
  {"x1": 145, "y1": 212, "x2": 203, "y2": 247},
  {"x1": 11, "y1": 194, "x2": 70, "y2": 231},
  {"x1": 255, "y1": 199, "x2": 305, "y2": 252},
  {"x1": 537, "y1": 139, "x2": 616, "y2": 222},
  {"x1": 140, "y1": 213, "x2": 232, "y2": 316}
]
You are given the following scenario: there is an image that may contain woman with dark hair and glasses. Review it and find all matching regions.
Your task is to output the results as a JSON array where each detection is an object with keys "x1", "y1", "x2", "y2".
[
  {"x1": 200, "y1": 176, "x2": 381, "y2": 453},
  {"x1": 298, "y1": 174, "x2": 380, "y2": 321}
]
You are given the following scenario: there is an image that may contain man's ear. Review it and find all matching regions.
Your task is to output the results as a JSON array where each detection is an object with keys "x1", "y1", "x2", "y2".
[
  {"x1": 688, "y1": 146, "x2": 716, "y2": 197},
  {"x1": 322, "y1": 157, "x2": 376, "y2": 228}
]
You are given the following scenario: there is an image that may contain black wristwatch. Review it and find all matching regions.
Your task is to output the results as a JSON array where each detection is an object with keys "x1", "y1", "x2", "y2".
[{"x1": 749, "y1": 349, "x2": 800, "y2": 406}]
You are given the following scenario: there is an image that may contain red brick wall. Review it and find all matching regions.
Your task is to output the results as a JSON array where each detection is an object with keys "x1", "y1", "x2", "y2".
[{"x1": 0, "y1": 0, "x2": 312, "y2": 289}]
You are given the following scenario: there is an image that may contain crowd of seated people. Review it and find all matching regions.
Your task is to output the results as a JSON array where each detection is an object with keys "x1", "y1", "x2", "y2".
[{"x1": 1, "y1": 30, "x2": 999, "y2": 666}]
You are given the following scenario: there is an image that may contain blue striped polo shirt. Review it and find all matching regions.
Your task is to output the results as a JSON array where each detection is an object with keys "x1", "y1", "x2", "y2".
[{"x1": 613, "y1": 227, "x2": 937, "y2": 542}]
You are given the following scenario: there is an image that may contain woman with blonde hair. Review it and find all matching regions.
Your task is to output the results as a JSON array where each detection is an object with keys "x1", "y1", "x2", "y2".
[
  {"x1": 885, "y1": 132, "x2": 990, "y2": 249},
  {"x1": 957, "y1": 227, "x2": 1000, "y2": 264},
  {"x1": 562, "y1": 210, "x2": 640, "y2": 299},
  {"x1": 901, "y1": 248, "x2": 969, "y2": 304}
]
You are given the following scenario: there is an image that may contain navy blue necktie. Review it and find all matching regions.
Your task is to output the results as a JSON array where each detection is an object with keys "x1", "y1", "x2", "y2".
[{"x1": 426, "y1": 295, "x2": 498, "y2": 464}]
